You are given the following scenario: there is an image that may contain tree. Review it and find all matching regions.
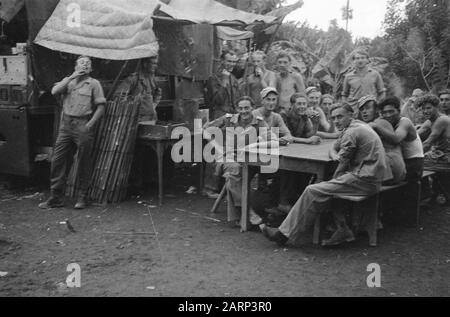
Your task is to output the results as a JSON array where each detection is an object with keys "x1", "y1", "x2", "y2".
[{"x1": 383, "y1": 0, "x2": 450, "y2": 93}]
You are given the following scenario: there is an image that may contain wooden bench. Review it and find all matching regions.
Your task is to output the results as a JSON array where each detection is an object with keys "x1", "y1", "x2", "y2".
[{"x1": 313, "y1": 171, "x2": 436, "y2": 247}]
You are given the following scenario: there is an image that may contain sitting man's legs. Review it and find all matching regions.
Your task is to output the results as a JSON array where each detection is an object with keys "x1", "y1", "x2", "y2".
[
  {"x1": 424, "y1": 152, "x2": 450, "y2": 203},
  {"x1": 263, "y1": 173, "x2": 379, "y2": 246},
  {"x1": 277, "y1": 171, "x2": 312, "y2": 213},
  {"x1": 222, "y1": 162, "x2": 262, "y2": 226}
]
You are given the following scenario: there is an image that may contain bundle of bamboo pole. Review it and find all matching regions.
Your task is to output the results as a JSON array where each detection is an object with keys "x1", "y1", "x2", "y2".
[{"x1": 66, "y1": 94, "x2": 141, "y2": 203}]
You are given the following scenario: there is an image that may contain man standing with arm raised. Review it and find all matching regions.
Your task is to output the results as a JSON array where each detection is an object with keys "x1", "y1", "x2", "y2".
[
  {"x1": 39, "y1": 56, "x2": 106, "y2": 210},
  {"x1": 244, "y1": 51, "x2": 277, "y2": 105},
  {"x1": 206, "y1": 50, "x2": 241, "y2": 119}
]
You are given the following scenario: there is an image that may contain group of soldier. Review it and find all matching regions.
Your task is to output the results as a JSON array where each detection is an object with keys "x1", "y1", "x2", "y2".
[
  {"x1": 205, "y1": 48, "x2": 450, "y2": 247},
  {"x1": 36, "y1": 49, "x2": 450, "y2": 247}
]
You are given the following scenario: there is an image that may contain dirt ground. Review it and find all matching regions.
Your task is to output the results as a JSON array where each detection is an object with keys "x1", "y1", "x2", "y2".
[{"x1": 0, "y1": 165, "x2": 449, "y2": 297}]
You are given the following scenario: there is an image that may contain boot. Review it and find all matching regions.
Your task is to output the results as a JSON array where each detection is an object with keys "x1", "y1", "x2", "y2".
[
  {"x1": 38, "y1": 196, "x2": 65, "y2": 209},
  {"x1": 322, "y1": 227, "x2": 355, "y2": 247},
  {"x1": 261, "y1": 224, "x2": 289, "y2": 246},
  {"x1": 74, "y1": 197, "x2": 87, "y2": 210}
]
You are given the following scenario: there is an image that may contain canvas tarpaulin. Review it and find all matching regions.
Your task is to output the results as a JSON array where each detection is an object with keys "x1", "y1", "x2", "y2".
[
  {"x1": 0, "y1": 0, "x2": 24, "y2": 22},
  {"x1": 33, "y1": 0, "x2": 275, "y2": 61},
  {"x1": 216, "y1": 26, "x2": 253, "y2": 40},
  {"x1": 161, "y1": 0, "x2": 276, "y2": 25},
  {"x1": 34, "y1": 0, "x2": 161, "y2": 60},
  {"x1": 24, "y1": 0, "x2": 60, "y2": 41}
]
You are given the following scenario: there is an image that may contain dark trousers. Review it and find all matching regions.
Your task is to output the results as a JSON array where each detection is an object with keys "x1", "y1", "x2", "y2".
[
  {"x1": 279, "y1": 171, "x2": 313, "y2": 206},
  {"x1": 393, "y1": 158, "x2": 424, "y2": 226},
  {"x1": 50, "y1": 114, "x2": 94, "y2": 199},
  {"x1": 405, "y1": 158, "x2": 424, "y2": 183}
]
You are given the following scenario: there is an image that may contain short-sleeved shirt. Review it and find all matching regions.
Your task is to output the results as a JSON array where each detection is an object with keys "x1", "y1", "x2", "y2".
[
  {"x1": 252, "y1": 108, "x2": 292, "y2": 141},
  {"x1": 342, "y1": 68, "x2": 385, "y2": 106},
  {"x1": 207, "y1": 113, "x2": 268, "y2": 133},
  {"x1": 205, "y1": 113, "x2": 274, "y2": 150},
  {"x1": 280, "y1": 110, "x2": 314, "y2": 138},
  {"x1": 335, "y1": 120, "x2": 388, "y2": 183},
  {"x1": 59, "y1": 77, "x2": 106, "y2": 117}
]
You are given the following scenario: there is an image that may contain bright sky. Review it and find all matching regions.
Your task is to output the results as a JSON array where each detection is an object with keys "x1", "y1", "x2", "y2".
[{"x1": 284, "y1": 0, "x2": 389, "y2": 39}]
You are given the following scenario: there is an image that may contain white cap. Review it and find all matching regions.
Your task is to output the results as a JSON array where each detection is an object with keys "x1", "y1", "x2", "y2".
[{"x1": 260, "y1": 87, "x2": 278, "y2": 100}]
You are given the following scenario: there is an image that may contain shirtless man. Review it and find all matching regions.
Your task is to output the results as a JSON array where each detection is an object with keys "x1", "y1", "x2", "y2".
[
  {"x1": 275, "y1": 52, "x2": 305, "y2": 112},
  {"x1": 416, "y1": 94, "x2": 450, "y2": 202},
  {"x1": 438, "y1": 89, "x2": 450, "y2": 116}
]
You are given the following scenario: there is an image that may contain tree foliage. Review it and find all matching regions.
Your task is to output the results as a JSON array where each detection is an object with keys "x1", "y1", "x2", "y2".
[{"x1": 382, "y1": 0, "x2": 450, "y2": 93}]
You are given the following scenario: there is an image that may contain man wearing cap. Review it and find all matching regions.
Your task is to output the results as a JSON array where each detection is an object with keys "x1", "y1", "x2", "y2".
[
  {"x1": 204, "y1": 96, "x2": 277, "y2": 227},
  {"x1": 342, "y1": 50, "x2": 386, "y2": 110},
  {"x1": 262, "y1": 103, "x2": 388, "y2": 247},
  {"x1": 266, "y1": 92, "x2": 322, "y2": 218},
  {"x1": 252, "y1": 87, "x2": 292, "y2": 145},
  {"x1": 252, "y1": 88, "x2": 292, "y2": 214},
  {"x1": 39, "y1": 56, "x2": 106, "y2": 210}
]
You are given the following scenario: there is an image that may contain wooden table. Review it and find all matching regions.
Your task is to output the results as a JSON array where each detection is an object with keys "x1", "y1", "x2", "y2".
[
  {"x1": 241, "y1": 140, "x2": 337, "y2": 241},
  {"x1": 137, "y1": 134, "x2": 204, "y2": 206},
  {"x1": 137, "y1": 136, "x2": 177, "y2": 206}
]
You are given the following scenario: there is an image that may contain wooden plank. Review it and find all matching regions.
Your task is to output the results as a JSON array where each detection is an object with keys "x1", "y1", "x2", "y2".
[
  {"x1": 241, "y1": 162, "x2": 250, "y2": 232},
  {"x1": 422, "y1": 171, "x2": 435, "y2": 178}
]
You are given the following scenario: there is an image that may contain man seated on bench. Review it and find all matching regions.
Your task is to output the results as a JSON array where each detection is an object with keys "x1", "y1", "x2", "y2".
[
  {"x1": 416, "y1": 94, "x2": 450, "y2": 202},
  {"x1": 261, "y1": 103, "x2": 388, "y2": 247},
  {"x1": 252, "y1": 87, "x2": 293, "y2": 146},
  {"x1": 266, "y1": 93, "x2": 322, "y2": 217},
  {"x1": 358, "y1": 96, "x2": 406, "y2": 184},
  {"x1": 252, "y1": 88, "x2": 293, "y2": 208},
  {"x1": 370, "y1": 96, "x2": 424, "y2": 183},
  {"x1": 204, "y1": 96, "x2": 277, "y2": 227}
]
